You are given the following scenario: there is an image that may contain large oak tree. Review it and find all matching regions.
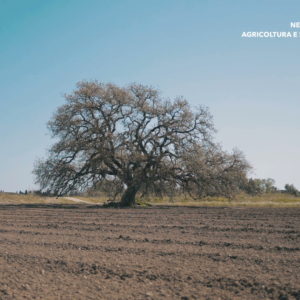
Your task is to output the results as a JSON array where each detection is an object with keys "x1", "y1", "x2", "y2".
[{"x1": 34, "y1": 81, "x2": 250, "y2": 206}]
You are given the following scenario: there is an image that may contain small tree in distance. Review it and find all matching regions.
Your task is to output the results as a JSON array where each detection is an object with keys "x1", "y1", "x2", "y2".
[
  {"x1": 34, "y1": 81, "x2": 250, "y2": 206},
  {"x1": 284, "y1": 184, "x2": 300, "y2": 197},
  {"x1": 241, "y1": 178, "x2": 277, "y2": 195}
]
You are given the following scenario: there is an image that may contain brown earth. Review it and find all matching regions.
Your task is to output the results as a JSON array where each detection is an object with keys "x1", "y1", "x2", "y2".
[{"x1": 0, "y1": 205, "x2": 299, "y2": 300}]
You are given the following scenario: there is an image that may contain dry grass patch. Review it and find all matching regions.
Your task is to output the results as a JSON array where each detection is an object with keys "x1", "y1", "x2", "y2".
[
  {"x1": 0, "y1": 193, "x2": 75, "y2": 205},
  {"x1": 1, "y1": 192, "x2": 299, "y2": 207},
  {"x1": 146, "y1": 193, "x2": 300, "y2": 207}
]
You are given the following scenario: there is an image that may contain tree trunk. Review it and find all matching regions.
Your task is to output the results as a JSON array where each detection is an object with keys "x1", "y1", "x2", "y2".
[{"x1": 120, "y1": 185, "x2": 138, "y2": 207}]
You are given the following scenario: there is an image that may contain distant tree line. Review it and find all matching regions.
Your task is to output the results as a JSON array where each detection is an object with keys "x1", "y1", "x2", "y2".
[
  {"x1": 239, "y1": 178, "x2": 300, "y2": 197},
  {"x1": 18, "y1": 190, "x2": 29, "y2": 195},
  {"x1": 240, "y1": 178, "x2": 277, "y2": 195}
]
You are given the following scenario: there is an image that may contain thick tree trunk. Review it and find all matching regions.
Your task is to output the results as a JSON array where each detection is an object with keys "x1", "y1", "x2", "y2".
[{"x1": 120, "y1": 185, "x2": 138, "y2": 207}]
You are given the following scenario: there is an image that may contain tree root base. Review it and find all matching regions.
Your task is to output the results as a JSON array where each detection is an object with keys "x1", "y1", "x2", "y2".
[{"x1": 102, "y1": 201, "x2": 134, "y2": 208}]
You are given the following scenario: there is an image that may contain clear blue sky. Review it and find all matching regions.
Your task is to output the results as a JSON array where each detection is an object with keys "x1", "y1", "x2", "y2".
[{"x1": 1, "y1": 0, "x2": 299, "y2": 192}]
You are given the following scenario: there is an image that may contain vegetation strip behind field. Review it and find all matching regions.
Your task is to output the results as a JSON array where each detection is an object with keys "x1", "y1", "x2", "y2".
[{"x1": 0, "y1": 192, "x2": 300, "y2": 207}]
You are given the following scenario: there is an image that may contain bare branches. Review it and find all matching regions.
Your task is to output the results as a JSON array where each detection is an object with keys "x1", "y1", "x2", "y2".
[{"x1": 34, "y1": 81, "x2": 250, "y2": 205}]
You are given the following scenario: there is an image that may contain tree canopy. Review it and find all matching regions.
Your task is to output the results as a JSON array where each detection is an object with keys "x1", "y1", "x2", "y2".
[{"x1": 34, "y1": 81, "x2": 250, "y2": 206}]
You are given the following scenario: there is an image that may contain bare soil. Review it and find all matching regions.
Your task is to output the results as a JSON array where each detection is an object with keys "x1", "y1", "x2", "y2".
[{"x1": 0, "y1": 205, "x2": 299, "y2": 299}]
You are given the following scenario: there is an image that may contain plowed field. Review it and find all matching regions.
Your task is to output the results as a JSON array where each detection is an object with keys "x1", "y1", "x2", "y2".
[{"x1": 0, "y1": 205, "x2": 299, "y2": 299}]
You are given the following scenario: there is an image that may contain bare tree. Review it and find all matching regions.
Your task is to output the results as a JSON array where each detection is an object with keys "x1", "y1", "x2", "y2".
[{"x1": 34, "y1": 81, "x2": 250, "y2": 206}]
